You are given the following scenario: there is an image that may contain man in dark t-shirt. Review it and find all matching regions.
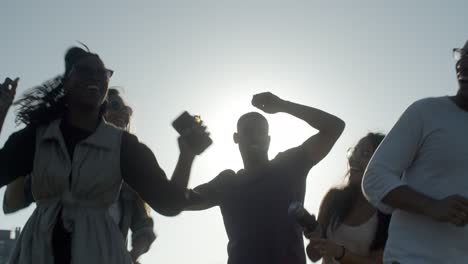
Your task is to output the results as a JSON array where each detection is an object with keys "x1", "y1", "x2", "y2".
[{"x1": 184, "y1": 92, "x2": 345, "y2": 264}]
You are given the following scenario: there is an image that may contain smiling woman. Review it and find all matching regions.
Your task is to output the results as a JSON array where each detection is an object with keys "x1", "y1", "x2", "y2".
[
  {"x1": 0, "y1": 46, "x2": 207, "y2": 264},
  {"x1": 14, "y1": 47, "x2": 112, "y2": 127}
]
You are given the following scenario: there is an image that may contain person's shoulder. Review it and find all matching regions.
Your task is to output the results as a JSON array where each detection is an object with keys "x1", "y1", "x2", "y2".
[
  {"x1": 411, "y1": 96, "x2": 449, "y2": 110},
  {"x1": 7, "y1": 125, "x2": 37, "y2": 142},
  {"x1": 120, "y1": 131, "x2": 158, "y2": 163},
  {"x1": 220, "y1": 169, "x2": 236, "y2": 176},
  {"x1": 121, "y1": 131, "x2": 146, "y2": 148},
  {"x1": 322, "y1": 187, "x2": 340, "y2": 203},
  {"x1": 122, "y1": 130, "x2": 137, "y2": 141},
  {"x1": 212, "y1": 169, "x2": 236, "y2": 183},
  {"x1": 397, "y1": 97, "x2": 435, "y2": 120},
  {"x1": 273, "y1": 146, "x2": 313, "y2": 170},
  {"x1": 193, "y1": 169, "x2": 236, "y2": 197},
  {"x1": 274, "y1": 146, "x2": 305, "y2": 161},
  {"x1": 201, "y1": 169, "x2": 236, "y2": 189},
  {"x1": 406, "y1": 97, "x2": 454, "y2": 122}
]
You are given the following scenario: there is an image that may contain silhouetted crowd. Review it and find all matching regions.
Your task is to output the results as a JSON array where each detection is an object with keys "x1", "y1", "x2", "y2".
[{"x1": 1, "y1": 40, "x2": 468, "y2": 264}]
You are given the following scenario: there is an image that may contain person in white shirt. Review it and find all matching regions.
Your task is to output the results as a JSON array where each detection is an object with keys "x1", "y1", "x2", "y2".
[{"x1": 362, "y1": 40, "x2": 468, "y2": 264}]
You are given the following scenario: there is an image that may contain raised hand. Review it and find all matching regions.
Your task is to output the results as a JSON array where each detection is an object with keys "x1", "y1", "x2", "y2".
[
  {"x1": 0, "y1": 77, "x2": 19, "y2": 115},
  {"x1": 178, "y1": 125, "x2": 210, "y2": 157},
  {"x1": 251, "y1": 92, "x2": 285, "y2": 114}
]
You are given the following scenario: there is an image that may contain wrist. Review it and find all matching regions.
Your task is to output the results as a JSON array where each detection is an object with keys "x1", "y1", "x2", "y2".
[{"x1": 180, "y1": 152, "x2": 196, "y2": 162}]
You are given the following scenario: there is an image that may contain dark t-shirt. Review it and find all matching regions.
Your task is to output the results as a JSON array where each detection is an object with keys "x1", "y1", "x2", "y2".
[{"x1": 194, "y1": 147, "x2": 314, "y2": 264}]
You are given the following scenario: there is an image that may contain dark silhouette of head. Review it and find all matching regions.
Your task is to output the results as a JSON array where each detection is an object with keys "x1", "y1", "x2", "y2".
[
  {"x1": 455, "y1": 40, "x2": 468, "y2": 104},
  {"x1": 15, "y1": 46, "x2": 113, "y2": 126},
  {"x1": 62, "y1": 47, "x2": 111, "y2": 112},
  {"x1": 233, "y1": 112, "x2": 270, "y2": 167},
  {"x1": 104, "y1": 88, "x2": 133, "y2": 130}
]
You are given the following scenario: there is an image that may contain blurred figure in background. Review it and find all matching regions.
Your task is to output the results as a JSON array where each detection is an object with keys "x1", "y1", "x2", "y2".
[
  {"x1": 105, "y1": 88, "x2": 156, "y2": 264},
  {"x1": 305, "y1": 133, "x2": 390, "y2": 264}
]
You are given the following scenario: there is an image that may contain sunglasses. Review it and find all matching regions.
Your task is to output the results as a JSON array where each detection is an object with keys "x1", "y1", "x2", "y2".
[{"x1": 69, "y1": 65, "x2": 114, "y2": 80}]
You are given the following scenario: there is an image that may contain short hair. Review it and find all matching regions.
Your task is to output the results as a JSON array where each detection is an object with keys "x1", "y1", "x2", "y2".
[{"x1": 237, "y1": 112, "x2": 269, "y2": 133}]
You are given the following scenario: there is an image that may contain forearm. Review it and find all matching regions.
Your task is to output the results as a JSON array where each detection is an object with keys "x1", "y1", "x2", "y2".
[
  {"x1": 3, "y1": 177, "x2": 28, "y2": 213},
  {"x1": 183, "y1": 171, "x2": 232, "y2": 211},
  {"x1": 0, "y1": 127, "x2": 36, "y2": 188},
  {"x1": 122, "y1": 135, "x2": 193, "y2": 216},
  {"x1": 130, "y1": 234, "x2": 154, "y2": 259},
  {"x1": 170, "y1": 153, "x2": 195, "y2": 189},
  {"x1": 124, "y1": 165, "x2": 189, "y2": 216},
  {"x1": 130, "y1": 179, "x2": 188, "y2": 216},
  {"x1": 280, "y1": 100, "x2": 345, "y2": 136},
  {"x1": 180, "y1": 187, "x2": 218, "y2": 211},
  {"x1": 382, "y1": 185, "x2": 435, "y2": 217}
]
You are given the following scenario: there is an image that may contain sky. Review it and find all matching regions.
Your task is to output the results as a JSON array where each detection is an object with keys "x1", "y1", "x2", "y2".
[{"x1": 0, "y1": 0, "x2": 467, "y2": 263}]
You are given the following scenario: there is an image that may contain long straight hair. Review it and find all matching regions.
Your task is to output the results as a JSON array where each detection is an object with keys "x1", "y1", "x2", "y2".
[{"x1": 319, "y1": 133, "x2": 387, "y2": 248}]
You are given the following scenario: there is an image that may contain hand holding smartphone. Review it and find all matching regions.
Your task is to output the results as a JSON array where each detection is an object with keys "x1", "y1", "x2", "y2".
[{"x1": 172, "y1": 111, "x2": 212, "y2": 155}]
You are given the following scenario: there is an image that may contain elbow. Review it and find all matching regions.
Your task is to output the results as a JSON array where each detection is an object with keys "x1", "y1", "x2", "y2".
[
  {"x1": 3, "y1": 206, "x2": 12, "y2": 214},
  {"x1": 156, "y1": 207, "x2": 183, "y2": 217},
  {"x1": 361, "y1": 169, "x2": 376, "y2": 204},
  {"x1": 2, "y1": 201, "x2": 23, "y2": 214},
  {"x1": 158, "y1": 210, "x2": 181, "y2": 217},
  {"x1": 326, "y1": 119, "x2": 346, "y2": 141},
  {"x1": 335, "y1": 119, "x2": 346, "y2": 137},
  {"x1": 361, "y1": 168, "x2": 395, "y2": 214},
  {"x1": 145, "y1": 198, "x2": 184, "y2": 216}
]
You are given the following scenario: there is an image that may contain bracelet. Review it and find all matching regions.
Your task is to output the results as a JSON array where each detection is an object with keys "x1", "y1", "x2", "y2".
[{"x1": 335, "y1": 245, "x2": 346, "y2": 261}]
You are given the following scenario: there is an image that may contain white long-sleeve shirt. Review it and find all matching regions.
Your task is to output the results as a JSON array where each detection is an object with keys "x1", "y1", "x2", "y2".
[{"x1": 362, "y1": 96, "x2": 468, "y2": 264}]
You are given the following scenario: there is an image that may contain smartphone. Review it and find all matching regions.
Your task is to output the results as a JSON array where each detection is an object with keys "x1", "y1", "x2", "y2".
[{"x1": 172, "y1": 111, "x2": 212, "y2": 154}]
